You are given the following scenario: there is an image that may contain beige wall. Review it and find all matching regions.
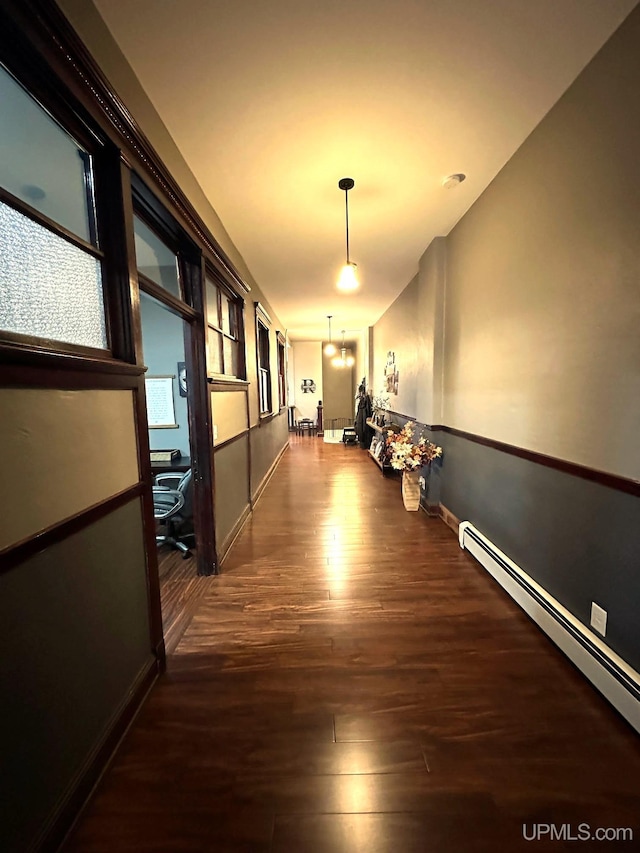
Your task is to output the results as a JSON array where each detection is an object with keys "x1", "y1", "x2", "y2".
[
  {"x1": 211, "y1": 389, "x2": 248, "y2": 445},
  {"x1": 372, "y1": 274, "x2": 420, "y2": 418},
  {"x1": 57, "y1": 0, "x2": 288, "y2": 432},
  {"x1": 372, "y1": 9, "x2": 640, "y2": 480},
  {"x1": 291, "y1": 341, "x2": 323, "y2": 421},
  {"x1": 416, "y1": 237, "x2": 446, "y2": 426},
  {"x1": 0, "y1": 388, "x2": 139, "y2": 550},
  {"x1": 444, "y1": 7, "x2": 640, "y2": 479},
  {"x1": 322, "y1": 347, "x2": 356, "y2": 424}
]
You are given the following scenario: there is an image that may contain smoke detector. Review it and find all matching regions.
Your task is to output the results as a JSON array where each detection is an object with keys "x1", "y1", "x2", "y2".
[{"x1": 442, "y1": 173, "x2": 466, "y2": 189}]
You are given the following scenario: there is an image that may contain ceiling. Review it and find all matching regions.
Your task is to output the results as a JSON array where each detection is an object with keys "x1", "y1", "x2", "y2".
[{"x1": 93, "y1": 0, "x2": 637, "y2": 341}]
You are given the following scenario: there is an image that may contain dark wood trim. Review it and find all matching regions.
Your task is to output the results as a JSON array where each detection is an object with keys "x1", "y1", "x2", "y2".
[
  {"x1": 207, "y1": 378, "x2": 250, "y2": 390},
  {"x1": 94, "y1": 149, "x2": 138, "y2": 362},
  {"x1": 439, "y1": 426, "x2": 640, "y2": 497},
  {"x1": 438, "y1": 503, "x2": 461, "y2": 536},
  {"x1": 184, "y1": 255, "x2": 218, "y2": 577},
  {"x1": 130, "y1": 380, "x2": 166, "y2": 666},
  {"x1": 137, "y1": 273, "x2": 198, "y2": 321},
  {"x1": 0, "y1": 185, "x2": 104, "y2": 258},
  {"x1": 0, "y1": 483, "x2": 145, "y2": 575},
  {"x1": 43, "y1": 656, "x2": 159, "y2": 853},
  {"x1": 218, "y1": 503, "x2": 252, "y2": 566},
  {"x1": 0, "y1": 330, "x2": 113, "y2": 363},
  {"x1": 245, "y1": 382, "x2": 253, "y2": 509},
  {"x1": 1, "y1": 0, "x2": 251, "y2": 297},
  {"x1": 0, "y1": 338, "x2": 145, "y2": 380},
  {"x1": 213, "y1": 429, "x2": 250, "y2": 453},
  {"x1": 251, "y1": 440, "x2": 289, "y2": 506},
  {"x1": 0, "y1": 355, "x2": 144, "y2": 388}
]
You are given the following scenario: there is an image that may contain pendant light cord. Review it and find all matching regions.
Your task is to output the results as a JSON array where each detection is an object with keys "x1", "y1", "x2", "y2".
[{"x1": 345, "y1": 189, "x2": 350, "y2": 264}]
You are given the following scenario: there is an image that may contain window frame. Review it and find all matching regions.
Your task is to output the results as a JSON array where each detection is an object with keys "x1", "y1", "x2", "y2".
[
  {"x1": 0, "y1": 62, "x2": 111, "y2": 359},
  {"x1": 205, "y1": 270, "x2": 246, "y2": 381},
  {"x1": 276, "y1": 331, "x2": 287, "y2": 410},
  {"x1": 255, "y1": 302, "x2": 272, "y2": 416}
]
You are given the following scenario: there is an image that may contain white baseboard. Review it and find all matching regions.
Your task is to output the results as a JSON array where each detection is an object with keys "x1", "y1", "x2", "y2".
[{"x1": 459, "y1": 521, "x2": 640, "y2": 734}]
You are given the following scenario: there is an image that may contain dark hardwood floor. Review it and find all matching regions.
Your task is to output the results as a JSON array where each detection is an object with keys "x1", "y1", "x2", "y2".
[
  {"x1": 64, "y1": 435, "x2": 640, "y2": 852},
  {"x1": 158, "y1": 547, "x2": 214, "y2": 655}
]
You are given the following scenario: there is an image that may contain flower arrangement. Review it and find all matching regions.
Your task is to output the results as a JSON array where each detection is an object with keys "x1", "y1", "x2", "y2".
[
  {"x1": 384, "y1": 421, "x2": 442, "y2": 472},
  {"x1": 371, "y1": 390, "x2": 390, "y2": 426}
]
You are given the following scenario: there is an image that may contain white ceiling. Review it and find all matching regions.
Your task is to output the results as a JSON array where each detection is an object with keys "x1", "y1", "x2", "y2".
[{"x1": 94, "y1": 0, "x2": 637, "y2": 341}]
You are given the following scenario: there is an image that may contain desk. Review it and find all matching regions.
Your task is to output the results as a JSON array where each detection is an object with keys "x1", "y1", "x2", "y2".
[{"x1": 151, "y1": 455, "x2": 191, "y2": 476}]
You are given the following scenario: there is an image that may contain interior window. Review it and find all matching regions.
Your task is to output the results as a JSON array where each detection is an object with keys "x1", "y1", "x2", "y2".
[
  {"x1": 205, "y1": 275, "x2": 243, "y2": 379},
  {"x1": 0, "y1": 63, "x2": 107, "y2": 351},
  {"x1": 133, "y1": 216, "x2": 181, "y2": 299}
]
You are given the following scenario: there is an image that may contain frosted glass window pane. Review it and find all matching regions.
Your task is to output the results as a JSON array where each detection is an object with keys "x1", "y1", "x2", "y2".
[
  {"x1": 0, "y1": 202, "x2": 107, "y2": 349},
  {"x1": 134, "y1": 216, "x2": 180, "y2": 298},
  {"x1": 0, "y1": 64, "x2": 93, "y2": 243}
]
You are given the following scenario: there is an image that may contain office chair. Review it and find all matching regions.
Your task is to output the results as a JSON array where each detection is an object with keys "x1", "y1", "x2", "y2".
[{"x1": 153, "y1": 468, "x2": 195, "y2": 559}]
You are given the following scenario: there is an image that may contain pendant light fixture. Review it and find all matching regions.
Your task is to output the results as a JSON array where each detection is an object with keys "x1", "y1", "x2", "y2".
[
  {"x1": 332, "y1": 330, "x2": 355, "y2": 368},
  {"x1": 337, "y1": 177, "x2": 359, "y2": 291},
  {"x1": 323, "y1": 315, "x2": 337, "y2": 356}
]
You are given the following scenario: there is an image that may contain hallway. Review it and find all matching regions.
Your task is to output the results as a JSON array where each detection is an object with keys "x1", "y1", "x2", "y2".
[{"x1": 65, "y1": 437, "x2": 640, "y2": 853}]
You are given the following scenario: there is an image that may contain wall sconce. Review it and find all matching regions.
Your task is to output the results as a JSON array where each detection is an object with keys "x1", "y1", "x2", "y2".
[{"x1": 337, "y1": 177, "x2": 358, "y2": 291}]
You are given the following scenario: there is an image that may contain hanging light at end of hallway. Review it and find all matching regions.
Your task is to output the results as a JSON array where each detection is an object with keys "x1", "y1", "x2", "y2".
[
  {"x1": 323, "y1": 315, "x2": 337, "y2": 356},
  {"x1": 332, "y1": 331, "x2": 355, "y2": 368},
  {"x1": 337, "y1": 177, "x2": 359, "y2": 292}
]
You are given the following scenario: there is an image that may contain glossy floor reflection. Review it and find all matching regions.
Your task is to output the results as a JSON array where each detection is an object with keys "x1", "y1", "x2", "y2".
[{"x1": 65, "y1": 435, "x2": 640, "y2": 852}]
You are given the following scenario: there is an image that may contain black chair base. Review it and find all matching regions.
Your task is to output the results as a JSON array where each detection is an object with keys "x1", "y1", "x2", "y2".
[{"x1": 156, "y1": 533, "x2": 194, "y2": 560}]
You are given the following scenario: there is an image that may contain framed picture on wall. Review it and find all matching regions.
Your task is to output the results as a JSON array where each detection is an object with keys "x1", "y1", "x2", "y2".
[{"x1": 145, "y1": 375, "x2": 178, "y2": 428}]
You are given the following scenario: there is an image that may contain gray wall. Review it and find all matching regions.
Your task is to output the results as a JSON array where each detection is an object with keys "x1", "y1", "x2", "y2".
[
  {"x1": 0, "y1": 501, "x2": 153, "y2": 852},
  {"x1": 372, "y1": 8, "x2": 640, "y2": 679},
  {"x1": 214, "y1": 435, "x2": 250, "y2": 553},
  {"x1": 250, "y1": 412, "x2": 289, "y2": 497}
]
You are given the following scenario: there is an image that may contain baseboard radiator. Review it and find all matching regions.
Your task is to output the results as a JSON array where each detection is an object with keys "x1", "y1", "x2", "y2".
[{"x1": 459, "y1": 521, "x2": 640, "y2": 734}]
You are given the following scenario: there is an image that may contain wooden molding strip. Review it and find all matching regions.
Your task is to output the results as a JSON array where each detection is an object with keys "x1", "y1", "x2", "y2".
[
  {"x1": 207, "y1": 378, "x2": 250, "y2": 391},
  {"x1": 438, "y1": 426, "x2": 640, "y2": 498},
  {"x1": 213, "y1": 429, "x2": 250, "y2": 452},
  {"x1": 0, "y1": 483, "x2": 145, "y2": 574},
  {"x1": 0, "y1": 354, "x2": 144, "y2": 388}
]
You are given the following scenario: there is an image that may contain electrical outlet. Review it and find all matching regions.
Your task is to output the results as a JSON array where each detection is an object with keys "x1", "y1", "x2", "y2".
[{"x1": 590, "y1": 602, "x2": 607, "y2": 637}]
